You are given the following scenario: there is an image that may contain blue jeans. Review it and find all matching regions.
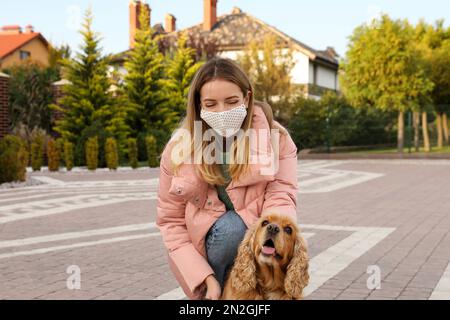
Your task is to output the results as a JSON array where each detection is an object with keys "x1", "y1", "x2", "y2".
[{"x1": 205, "y1": 209, "x2": 248, "y2": 290}]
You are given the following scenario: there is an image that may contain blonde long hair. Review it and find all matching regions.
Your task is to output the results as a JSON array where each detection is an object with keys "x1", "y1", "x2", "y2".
[{"x1": 169, "y1": 57, "x2": 287, "y2": 186}]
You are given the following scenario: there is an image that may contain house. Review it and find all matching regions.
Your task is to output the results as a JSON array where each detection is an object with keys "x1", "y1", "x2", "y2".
[
  {"x1": 114, "y1": 0, "x2": 340, "y2": 99},
  {"x1": 0, "y1": 25, "x2": 50, "y2": 70}
]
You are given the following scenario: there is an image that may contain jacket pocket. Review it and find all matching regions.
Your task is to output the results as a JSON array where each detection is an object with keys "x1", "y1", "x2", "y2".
[{"x1": 168, "y1": 176, "x2": 208, "y2": 208}]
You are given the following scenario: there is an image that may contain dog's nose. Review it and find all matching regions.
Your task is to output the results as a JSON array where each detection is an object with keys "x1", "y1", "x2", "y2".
[{"x1": 267, "y1": 223, "x2": 280, "y2": 235}]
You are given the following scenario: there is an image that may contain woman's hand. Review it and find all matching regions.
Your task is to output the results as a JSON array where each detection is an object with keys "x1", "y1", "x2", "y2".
[{"x1": 204, "y1": 274, "x2": 221, "y2": 300}]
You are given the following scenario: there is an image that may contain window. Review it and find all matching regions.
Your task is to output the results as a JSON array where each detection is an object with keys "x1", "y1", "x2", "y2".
[
  {"x1": 20, "y1": 50, "x2": 31, "y2": 60},
  {"x1": 313, "y1": 64, "x2": 318, "y2": 85}
]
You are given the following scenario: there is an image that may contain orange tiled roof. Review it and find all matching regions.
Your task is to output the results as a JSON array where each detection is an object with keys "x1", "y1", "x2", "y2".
[{"x1": 0, "y1": 32, "x2": 47, "y2": 59}]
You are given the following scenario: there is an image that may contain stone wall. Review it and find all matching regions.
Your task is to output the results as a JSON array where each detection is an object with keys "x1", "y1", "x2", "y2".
[{"x1": 0, "y1": 72, "x2": 10, "y2": 138}]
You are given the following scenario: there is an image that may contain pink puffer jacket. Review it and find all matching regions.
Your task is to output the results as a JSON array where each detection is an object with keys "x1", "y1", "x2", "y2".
[{"x1": 156, "y1": 104, "x2": 298, "y2": 299}]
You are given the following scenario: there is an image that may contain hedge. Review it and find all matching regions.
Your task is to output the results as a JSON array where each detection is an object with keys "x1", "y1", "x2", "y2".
[{"x1": 0, "y1": 135, "x2": 29, "y2": 183}]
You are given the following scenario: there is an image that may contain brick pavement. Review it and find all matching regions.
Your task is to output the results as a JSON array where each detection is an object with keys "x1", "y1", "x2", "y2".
[{"x1": 0, "y1": 159, "x2": 449, "y2": 300}]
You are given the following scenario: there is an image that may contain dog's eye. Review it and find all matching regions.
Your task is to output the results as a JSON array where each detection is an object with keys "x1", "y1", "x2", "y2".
[
  {"x1": 262, "y1": 220, "x2": 269, "y2": 227},
  {"x1": 284, "y1": 226, "x2": 292, "y2": 234}
]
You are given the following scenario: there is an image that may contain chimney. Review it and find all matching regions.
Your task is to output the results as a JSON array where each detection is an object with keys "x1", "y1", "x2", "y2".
[
  {"x1": 1, "y1": 25, "x2": 22, "y2": 35},
  {"x1": 129, "y1": 0, "x2": 151, "y2": 49},
  {"x1": 326, "y1": 46, "x2": 338, "y2": 59},
  {"x1": 165, "y1": 14, "x2": 176, "y2": 33},
  {"x1": 231, "y1": 7, "x2": 242, "y2": 14},
  {"x1": 203, "y1": 0, "x2": 218, "y2": 31},
  {"x1": 24, "y1": 25, "x2": 34, "y2": 34}
]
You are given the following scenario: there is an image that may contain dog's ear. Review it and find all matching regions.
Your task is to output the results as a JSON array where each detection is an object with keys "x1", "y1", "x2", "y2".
[
  {"x1": 284, "y1": 233, "x2": 309, "y2": 299},
  {"x1": 230, "y1": 221, "x2": 259, "y2": 292}
]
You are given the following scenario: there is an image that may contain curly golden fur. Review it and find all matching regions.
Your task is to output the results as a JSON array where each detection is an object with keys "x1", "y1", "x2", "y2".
[{"x1": 221, "y1": 213, "x2": 309, "y2": 300}]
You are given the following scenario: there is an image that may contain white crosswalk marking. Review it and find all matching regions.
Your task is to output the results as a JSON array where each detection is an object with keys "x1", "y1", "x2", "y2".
[
  {"x1": 0, "y1": 223, "x2": 157, "y2": 249},
  {"x1": 0, "y1": 233, "x2": 160, "y2": 260},
  {"x1": 429, "y1": 262, "x2": 450, "y2": 300},
  {"x1": 0, "y1": 193, "x2": 157, "y2": 223}
]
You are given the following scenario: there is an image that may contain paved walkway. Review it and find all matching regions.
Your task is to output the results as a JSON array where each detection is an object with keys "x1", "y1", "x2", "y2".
[{"x1": 0, "y1": 160, "x2": 449, "y2": 300}]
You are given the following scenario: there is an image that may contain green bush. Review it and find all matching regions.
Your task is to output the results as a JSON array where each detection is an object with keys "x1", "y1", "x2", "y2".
[
  {"x1": 30, "y1": 135, "x2": 44, "y2": 171},
  {"x1": 127, "y1": 138, "x2": 138, "y2": 169},
  {"x1": 75, "y1": 121, "x2": 110, "y2": 167},
  {"x1": 85, "y1": 136, "x2": 99, "y2": 171},
  {"x1": 287, "y1": 92, "x2": 397, "y2": 150},
  {"x1": 146, "y1": 135, "x2": 159, "y2": 167},
  {"x1": 147, "y1": 128, "x2": 171, "y2": 155},
  {"x1": 47, "y1": 138, "x2": 60, "y2": 172},
  {"x1": 137, "y1": 132, "x2": 148, "y2": 163},
  {"x1": 105, "y1": 137, "x2": 119, "y2": 170},
  {"x1": 64, "y1": 141, "x2": 74, "y2": 171},
  {"x1": 287, "y1": 97, "x2": 325, "y2": 150},
  {"x1": 135, "y1": 129, "x2": 170, "y2": 165},
  {"x1": 55, "y1": 138, "x2": 65, "y2": 166},
  {"x1": 0, "y1": 135, "x2": 29, "y2": 183}
]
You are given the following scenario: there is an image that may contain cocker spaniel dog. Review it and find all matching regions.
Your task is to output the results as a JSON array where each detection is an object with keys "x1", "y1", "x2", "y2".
[{"x1": 221, "y1": 213, "x2": 309, "y2": 300}]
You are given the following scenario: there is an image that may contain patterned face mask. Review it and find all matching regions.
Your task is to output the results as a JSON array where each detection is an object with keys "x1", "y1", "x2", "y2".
[{"x1": 200, "y1": 104, "x2": 248, "y2": 137}]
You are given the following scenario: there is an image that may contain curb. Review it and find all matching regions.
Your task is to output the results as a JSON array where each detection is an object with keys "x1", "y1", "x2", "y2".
[
  {"x1": 26, "y1": 166, "x2": 160, "y2": 173},
  {"x1": 298, "y1": 153, "x2": 450, "y2": 160}
]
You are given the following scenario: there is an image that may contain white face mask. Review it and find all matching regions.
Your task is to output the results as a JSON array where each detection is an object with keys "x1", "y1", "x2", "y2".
[{"x1": 200, "y1": 104, "x2": 248, "y2": 137}]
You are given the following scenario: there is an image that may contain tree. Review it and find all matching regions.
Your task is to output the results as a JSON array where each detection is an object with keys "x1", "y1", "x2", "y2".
[
  {"x1": 237, "y1": 34, "x2": 296, "y2": 123},
  {"x1": 431, "y1": 38, "x2": 450, "y2": 147},
  {"x1": 122, "y1": 3, "x2": 165, "y2": 136},
  {"x1": 414, "y1": 20, "x2": 450, "y2": 150},
  {"x1": 414, "y1": 20, "x2": 450, "y2": 151},
  {"x1": 340, "y1": 14, "x2": 434, "y2": 152},
  {"x1": 48, "y1": 43, "x2": 71, "y2": 77},
  {"x1": 159, "y1": 32, "x2": 203, "y2": 132},
  {"x1": 50, "y1": 8, "x2": 129, "y2": 165},
  {"x1": 425, "y1": 21, "x2": 450, "y2": 148},
  {"x1": 5, "y1": 61, "x2": 58, "y2": 135}
]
